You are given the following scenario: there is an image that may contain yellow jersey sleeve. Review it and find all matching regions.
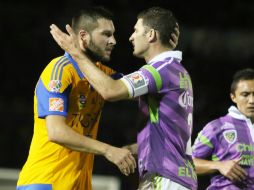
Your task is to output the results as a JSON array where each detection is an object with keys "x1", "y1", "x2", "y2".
[{"x1": 35, "y1": 56, "x2": 75, "y2": 118}]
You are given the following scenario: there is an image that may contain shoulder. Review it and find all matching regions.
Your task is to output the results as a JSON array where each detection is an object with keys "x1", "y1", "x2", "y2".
[
  {"x1": 202, "y1": 115, "x2": 230, "y2": 135},
  {"x1": 42, "y1": 56, "x2": 72, "y2": 77},
  {"x1": 40, "y1": 56, "x2": 74, "y2": 92}
]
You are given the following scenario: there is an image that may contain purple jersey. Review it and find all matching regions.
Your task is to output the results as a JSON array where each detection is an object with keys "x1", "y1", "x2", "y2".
[
  {"x1": 122, "y1": 51, "x2": 197, "y2": 190},
  {"x1": 193, "y1": 106, "x2": 254, "y2": 190}
]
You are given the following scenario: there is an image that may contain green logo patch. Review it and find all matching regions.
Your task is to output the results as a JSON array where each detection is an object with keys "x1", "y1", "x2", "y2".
[{"x1": 223, "y1": 130, "x2": 237, "y2": 144}]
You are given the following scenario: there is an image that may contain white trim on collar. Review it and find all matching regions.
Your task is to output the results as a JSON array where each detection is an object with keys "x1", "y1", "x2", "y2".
[
  {"x1": 148, "y1": 50, "x2": 182, "y2": 65},
  {"x1": 228, "y1": 105, "x2": 254, "y2": 141},
  {"x1": 228, "y1": 106, "x2": 249, "y2": 120}
]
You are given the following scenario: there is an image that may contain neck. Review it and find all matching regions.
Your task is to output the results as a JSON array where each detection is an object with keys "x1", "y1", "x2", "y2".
[
  {"x1": 144, "y1": 44, "x2": 172, "y2": 63},
  {"x1": 84, "y1": 49, "x2": 101, "y2": 64}
]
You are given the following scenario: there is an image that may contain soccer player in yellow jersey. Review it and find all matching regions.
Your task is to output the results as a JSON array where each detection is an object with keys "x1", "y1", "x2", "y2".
[{"x1": 17, "y1": 7, "x2": 136, "y2": 190}]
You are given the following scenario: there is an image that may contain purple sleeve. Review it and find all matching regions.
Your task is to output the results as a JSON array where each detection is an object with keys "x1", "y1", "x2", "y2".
[
  {"x1": 192, "y1": 123, "x2": 217, "y2": 159},
  {"x1": 140, "y1": 67, "x2": 161, "y2": 94}
]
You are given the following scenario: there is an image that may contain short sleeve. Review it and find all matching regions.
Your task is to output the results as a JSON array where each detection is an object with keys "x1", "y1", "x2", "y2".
[
  {"x1": 192, "y1": 123, "x2": 217, "y2": 159},
  {"x1": 140, "y1": 65, "x2": 163, "y2": 94},
  {"x1": 120, "y1": 64, "x2": 164, "y2": 98},
  {"x1": 120, "y1": 71, "x2": 149, "y2": 98},
  {"x1": 36, "y1": 57, "x2": 72, "y2": 118}
]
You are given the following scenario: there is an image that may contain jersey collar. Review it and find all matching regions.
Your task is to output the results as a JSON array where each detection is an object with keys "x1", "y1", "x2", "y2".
[
  {"x1": 64, "y1": 52, "x2": 84, "y2": 79},
  {"x1": 228, "y1": 106, "x2": 252, "y2": 122},
  {"x1": 228, "y1": 106, "x2": 254, "y2": 141},
  {"x1": 148, "y1": 50, "x2": 182, "y2": 65}
]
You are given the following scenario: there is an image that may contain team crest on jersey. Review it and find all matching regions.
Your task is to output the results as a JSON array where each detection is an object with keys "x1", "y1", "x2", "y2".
[
  {"x1": 79, "y1": 95, "x2": 86, "y2": 109},
  {"x1": 127, "y1": 72, "x2": 146, "y2": 88},
  {"x1": 49, "y1": 80, "x2": 62, "y2": 92},
  {"x1": 49, "y1": 98, "x2": 64, "y2": 112},
  {"x1": 223, "y1": 130, "x2": 237, "y2": 144}
]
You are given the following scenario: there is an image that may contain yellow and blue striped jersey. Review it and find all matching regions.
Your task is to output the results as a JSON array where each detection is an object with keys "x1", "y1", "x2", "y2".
[{"x1": 17, "y1": 52, "x2": 118, "y2": 190}]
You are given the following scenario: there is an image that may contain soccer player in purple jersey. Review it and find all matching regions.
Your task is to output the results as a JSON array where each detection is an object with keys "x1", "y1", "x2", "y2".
[
  {"x1": 50, "y1": 6, "x2": 197, "y2": 190},
  {"x1": 192, "y1": 68, "x2": 254, "y2": 190}
]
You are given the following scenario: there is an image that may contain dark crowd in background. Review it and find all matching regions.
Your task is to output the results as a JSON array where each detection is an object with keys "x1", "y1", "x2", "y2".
[{"x1": 1, "y1": 0, "x2": 254, "y2": 189}]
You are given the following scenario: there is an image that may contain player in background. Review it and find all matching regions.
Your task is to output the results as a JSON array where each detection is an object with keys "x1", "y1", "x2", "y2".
[
  {"x1": 192, "y1": 68, "x2": 254, "y2": 189},
  {"x1": 50, "y1": 6, "x2": 197, "y2": 190}
]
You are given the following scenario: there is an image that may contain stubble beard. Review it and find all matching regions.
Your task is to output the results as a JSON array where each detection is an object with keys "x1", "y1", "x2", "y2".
[{"x1": 85, "y1": 40, "x2": 110, "y2": 63}]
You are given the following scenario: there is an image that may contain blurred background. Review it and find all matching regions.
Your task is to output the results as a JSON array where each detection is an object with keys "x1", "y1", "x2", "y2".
[{"x1": 0, "y1": 0, "x2": 253, "y2": 189}]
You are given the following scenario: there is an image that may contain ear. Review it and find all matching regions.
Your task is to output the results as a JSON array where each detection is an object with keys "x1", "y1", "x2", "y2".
[
  {"x1": 147, "y1": 29, "x2": 157, "y2": 43},
  {"x1": 230, "y1": 93, "x2": 237, "y2": 104},
  {"x1": 79, "y1": 30, "x2": 90, "y2": 49}
]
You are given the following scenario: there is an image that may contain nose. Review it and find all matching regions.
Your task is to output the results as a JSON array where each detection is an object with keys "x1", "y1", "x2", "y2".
[
  {"x1": 129, "y1": 33, "x2": 134, "y2": 42},
  {"x1": 109, "y1": 35, "x2": 116, "y2": 45},
  {"x1": 250, "y1": 94, "x2": 254, "y2": 103}
]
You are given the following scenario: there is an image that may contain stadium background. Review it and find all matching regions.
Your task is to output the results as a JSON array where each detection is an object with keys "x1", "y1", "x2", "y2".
[{"x1": 0, "y1": 0, "x2": 254, "y2": 189}]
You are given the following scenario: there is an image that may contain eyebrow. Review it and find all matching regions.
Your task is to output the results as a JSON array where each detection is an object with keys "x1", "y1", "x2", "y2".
[{"x1": 101, "y1": 29, "x2": 114, "y2": 33}]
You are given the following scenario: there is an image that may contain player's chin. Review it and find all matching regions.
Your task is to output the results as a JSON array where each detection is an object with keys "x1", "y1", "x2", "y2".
[
  {"x1": 133, "y1": 51, "x2": 142, "y2": 58},
  {"x1": 101, "y1": 55, "x2": 111, "y2": 62},
  {"x1": 246, "y1": 111, "x2": 254, "y2": 118}
]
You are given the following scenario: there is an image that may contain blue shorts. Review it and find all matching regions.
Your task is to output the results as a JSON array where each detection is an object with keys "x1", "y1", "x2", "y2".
[{"x1": 17, "y1": 184, "x2": 52, "y2": 190}]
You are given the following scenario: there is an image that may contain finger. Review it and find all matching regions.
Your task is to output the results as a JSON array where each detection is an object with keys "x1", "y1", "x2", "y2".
[
  {"x1": 120, "y1": 161, "x2": 130, "y2": 175},
  {"x1": 122, "y1": 168, "x2": 129, "y2": 176},
  {"x1": 50, "y1": 29, "x2": 62, "y2": 46},
  {"x1": 171, "y1": 33, "x2": 177, "y2": 42},
  {"x1": 124, "y1": 161, "x2": 131, "y2": 175},
  {"x1": 170, "y1": 33, "x2": 178, "y2": 45},
  {"x1": 125, "y1": 155, "x2": 136, "y2": 174},
  {"x1": 66, "y1": 24, "x2": 76, "y2": 37},
  {"x1": 129, "y1": 154, "x2": 137, "y2": 169},
  {"x1": 169, "y1": 39, "x2": 176, "y2": 49},
  {"x1": 118, "y1": 165, "x2": 128, "y2": 176},
  {"x1": 233, "y1": 165, "x2": 247, "y2": 180},
  {"x1": 50, "y1": 25, "x2": 62, "y2": 41},
  {"x1": 230, "y1": 172, "x2": 242, "y2": 182},
  {"x1": 234, "y1": 157, "x2": 242, "y2": 163},
  {"x1": 174, "y1": 25, "x2": 180, "y2": 37},
  {"x1": 51, "y1": 24, "x2": 69, "y2": 39},
  {"x1": 50, "y1": 24, "x2": 62, "y2": 36},
  {"x1": 226, "y1": 174, "x2": 234, "y2": 182}
]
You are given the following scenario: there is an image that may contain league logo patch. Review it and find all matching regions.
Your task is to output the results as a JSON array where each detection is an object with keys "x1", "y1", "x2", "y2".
[
  {"x1": 49, "y1": 80, "x2": 62, "y2": 92},
  {"x1": 127, "y1": 72, "x2": 145, "y2": 88},
  {"x1": 49, "y1": 98, "x2": 64, "y2": 112},
  {"x1": 223, "y1": 130, "x2": 237, "y2": 144}
]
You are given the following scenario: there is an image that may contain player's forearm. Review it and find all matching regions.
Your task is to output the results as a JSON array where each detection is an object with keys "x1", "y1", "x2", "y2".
[
  {"x1": 73, "y1": 53, "x2": 129, "y2": 101},
  {"x1": 193, "y1": 157, "x2": 220, "y2": 175},
  {"x1": 58, "y1": 128, "x2": 109, "y2": 155},
  {"x1": 47, "y1": 121, "x2": 109, "y2": 155}
]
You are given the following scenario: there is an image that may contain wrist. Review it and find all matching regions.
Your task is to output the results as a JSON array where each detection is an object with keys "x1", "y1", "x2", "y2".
[
  {"x1": 101, "y1": 143, "x2": 111, "y2": 157},
  {"x1": 211, "y1": 161, "x2": 221, "y2": 172}
]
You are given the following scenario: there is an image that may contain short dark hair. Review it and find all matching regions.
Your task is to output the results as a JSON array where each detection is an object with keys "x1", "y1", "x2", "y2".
[
  {"x1": 231, "y1": 68, "x2": 254, "y2": 94},
  {"x1": 137, "y1": 7, "x2": 177, "y2": 47},
  {"x1": 72, "y1": 6, "x2": 113, "y2": 34}
]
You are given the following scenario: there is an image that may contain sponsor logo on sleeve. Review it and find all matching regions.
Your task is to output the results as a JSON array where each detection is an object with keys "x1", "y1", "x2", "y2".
[
  {"x1": 223, "y1": 130, "x2": 237, "y2": 144},
  {"x1": 49, "y1": 98, "x2": 64, "y2": 112},
  {"x1": 49, "y1": 80, "x2": 62, "y2": 92}
]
